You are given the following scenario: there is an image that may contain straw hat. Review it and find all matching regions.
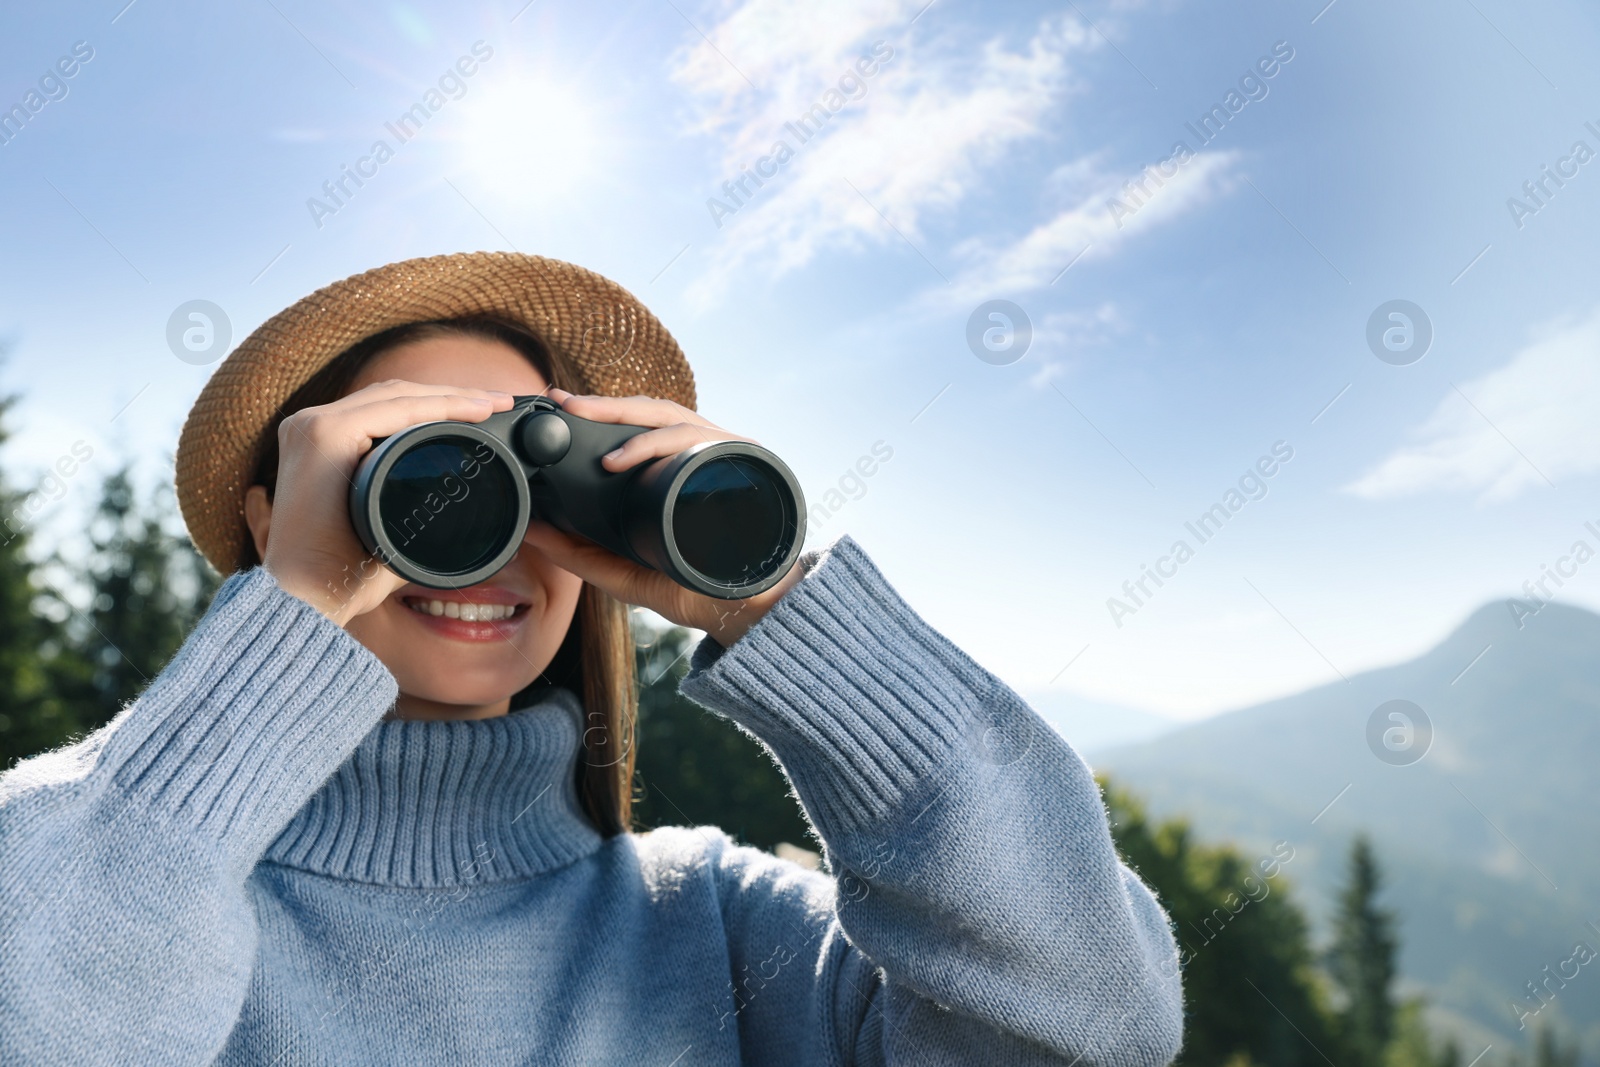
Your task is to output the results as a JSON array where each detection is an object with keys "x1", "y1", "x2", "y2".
[{"x1": 175, "y1": 251, "x2": 696, "y2": 574}]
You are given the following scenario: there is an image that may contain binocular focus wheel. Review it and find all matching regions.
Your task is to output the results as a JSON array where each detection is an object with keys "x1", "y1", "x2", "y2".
[
  {"x1": 350, "y1": 399, "x2": 807, "y2": 597},
  {"x1": 517, "y1": 413, "x2": 572, "y2": 466}
]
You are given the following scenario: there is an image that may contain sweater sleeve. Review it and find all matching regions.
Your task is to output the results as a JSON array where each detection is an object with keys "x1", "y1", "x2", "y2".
[
  {"x1": 678, "y1": 536, "x2": 1183, "y2": 1067},
  {"x1": 0, "y1": 567, "x2": 397, "y2": 1066}
]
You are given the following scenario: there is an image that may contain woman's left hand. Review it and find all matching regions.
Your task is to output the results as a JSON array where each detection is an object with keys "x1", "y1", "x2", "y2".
[{"x1": 519, "y1": 389, "x2": 804, "y2": 647}]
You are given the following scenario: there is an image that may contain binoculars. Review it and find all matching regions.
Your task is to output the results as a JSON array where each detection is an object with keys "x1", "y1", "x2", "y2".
[{"x1": 349, "y1": 396, "x2": 806, "y2": 598}]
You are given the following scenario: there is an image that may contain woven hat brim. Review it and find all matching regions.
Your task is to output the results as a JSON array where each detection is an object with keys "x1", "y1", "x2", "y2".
[{"x1": 175, "y1": 251, "x2": 696, "y2": 574}]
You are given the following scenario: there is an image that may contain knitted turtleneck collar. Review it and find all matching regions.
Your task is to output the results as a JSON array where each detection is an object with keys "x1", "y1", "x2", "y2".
[{"x1": 262, "y1": 688, "x2": 604, "y2": 887}]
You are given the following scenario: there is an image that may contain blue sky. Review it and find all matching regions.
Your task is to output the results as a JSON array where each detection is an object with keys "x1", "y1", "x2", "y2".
[{"x1": 2, "y1": 0, "x2": 1598, "y2": 721}]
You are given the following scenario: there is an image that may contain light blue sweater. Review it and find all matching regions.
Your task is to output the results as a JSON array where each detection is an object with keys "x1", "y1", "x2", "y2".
[{"x1": 0, "y1": 537, "x2": 1181, "y2": 1065}]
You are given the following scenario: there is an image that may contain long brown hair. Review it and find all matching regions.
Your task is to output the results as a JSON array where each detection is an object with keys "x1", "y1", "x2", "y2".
[{"x1": 239, "y1": 315, "x2": 637, "y2": 837}]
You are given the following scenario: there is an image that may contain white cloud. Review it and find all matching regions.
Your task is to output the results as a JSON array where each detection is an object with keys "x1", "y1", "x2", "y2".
[
  {"x1": 943, "y1": 149, "x2": 1239, "y2": 304},
  {"x1": 670, "y1": 1, "x2": 1094, "y2": 304},
  {"x1": 1345, "y1": 306, "x2": 1600, "y2": 502},
  {"x1": 1026, "y1": 304, "x2": 1126, "y2": 388}
]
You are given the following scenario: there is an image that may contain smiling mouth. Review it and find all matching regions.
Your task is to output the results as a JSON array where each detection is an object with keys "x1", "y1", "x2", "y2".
[{"x1": 403, "y1": 598, "x2": 528, "y2": 622}]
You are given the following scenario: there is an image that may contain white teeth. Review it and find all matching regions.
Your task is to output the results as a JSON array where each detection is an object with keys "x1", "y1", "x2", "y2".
[{"x1": 408, "y1": 599, "x2": 519, "y2": 621}]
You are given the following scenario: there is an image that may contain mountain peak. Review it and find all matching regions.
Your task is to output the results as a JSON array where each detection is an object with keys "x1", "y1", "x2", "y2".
[{"x1": 1093, "y1": 593, "x2": 1600, "y2": 1046}]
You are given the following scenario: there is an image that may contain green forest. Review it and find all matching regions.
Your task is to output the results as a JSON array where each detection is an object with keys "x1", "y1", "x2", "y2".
[{"x1": 0, "y1": 396, "x2": 1577, "y2": 1067}]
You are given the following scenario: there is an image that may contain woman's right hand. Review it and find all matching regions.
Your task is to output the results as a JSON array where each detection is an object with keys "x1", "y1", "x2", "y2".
[{"x1": 246, "y1": 379, "x2": 516, "y2": 627}]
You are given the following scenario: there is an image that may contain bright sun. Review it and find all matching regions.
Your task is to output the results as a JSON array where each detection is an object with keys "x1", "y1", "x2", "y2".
[{"x1": 454, "y1": 74, "x2": 604, "y2": 203}]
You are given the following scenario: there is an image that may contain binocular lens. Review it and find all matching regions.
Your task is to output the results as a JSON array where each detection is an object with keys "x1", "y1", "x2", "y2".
[
  {"x1": 378, "y1": 437, "x2": 521, "y2": 576},
  {"x1": 352, "y1": 399, "x2": 806, "y2": 596},
  {"x1": 672, "y1": 455, "x2": 792, "y2": 585}
]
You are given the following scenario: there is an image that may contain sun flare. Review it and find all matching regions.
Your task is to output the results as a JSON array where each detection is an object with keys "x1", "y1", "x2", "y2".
[{"x1": 453, "y1": 74, "x2": 604, "y2": 203}]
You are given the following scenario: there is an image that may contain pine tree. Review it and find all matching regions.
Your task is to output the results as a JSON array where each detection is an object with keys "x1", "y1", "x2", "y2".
[
  {"x1": 45, "y1": 467, "x2": 219, "y2": 731},
  {"x1": 1102, "y1": 780, "x2": 1339, "y2": 1067},
  {"x1": 1532, "y1": 1026, "x2": 1578, "y2": 1067},
  {"x1": 73, "y1": 470, "x2": 219, "y2": 729},
  {"x1": 1330, "y1": 835, "x2": 1399, "y2": 1067},
  {"x1": 1384, "y1": 998, "x2": 1449, "y2": 1067},
  {"x1": 1501, "y1": 1026, "x2": 1580, "y2": 1067},
  {"x1": 630, "y1": 618, "x2": 811, "y2": 851},
  {"x1": 0, "y1": 391, "x2": 81, "y2": 769}
]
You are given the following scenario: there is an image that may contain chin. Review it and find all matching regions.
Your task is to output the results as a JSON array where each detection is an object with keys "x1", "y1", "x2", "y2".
[
  {"x1": 349, "y1": 583, "x2": 576, "y2": 715},
  {"x1": 389, "y1": 657, "x2": 540, "y2": 709}
]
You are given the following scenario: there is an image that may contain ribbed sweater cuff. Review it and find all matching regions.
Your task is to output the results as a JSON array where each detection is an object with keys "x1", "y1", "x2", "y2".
[
  {"x1": 680, "y1": 536, "x2": 987, "y2": 836},
  {"x1": 100, "y1": 567, "x2": 397, "y2": 874}
]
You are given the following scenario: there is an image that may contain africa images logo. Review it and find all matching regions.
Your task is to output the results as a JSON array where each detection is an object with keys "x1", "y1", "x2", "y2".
[
  {"x1": 1105, "y1": 40, "x2": 1294, "y2": 230},
  {"x1": 0, "y1": 41, "x2": 95, "y2": 149},
  {"x1": 1106, "y1": 441, "x2": 1294, "y2": 628},
  {"x1": 305, "y1": 41, "x2": 494, "y2": 229},
  {"x1": 705, "y1": 41, "x2": 895, "y2": 228}
]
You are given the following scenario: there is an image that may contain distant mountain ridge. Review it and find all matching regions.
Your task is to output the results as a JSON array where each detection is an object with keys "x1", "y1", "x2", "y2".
[
  {"x1": 1023, "y1": 689, "x2": 1179, "y2": 753},
  {"x1": 1092, "y1": 598, "x2": 1600, "y2": 1049}
]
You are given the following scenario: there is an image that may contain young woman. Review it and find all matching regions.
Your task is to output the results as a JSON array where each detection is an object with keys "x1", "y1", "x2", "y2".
[{"x1": 0, "y1": 253, "x2": 1182, "y2": 1065}]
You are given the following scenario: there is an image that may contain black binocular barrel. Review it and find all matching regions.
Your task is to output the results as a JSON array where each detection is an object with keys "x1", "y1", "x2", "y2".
[{"x1": 350, "y1": 399, "x2": 805, "y2": 597}]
